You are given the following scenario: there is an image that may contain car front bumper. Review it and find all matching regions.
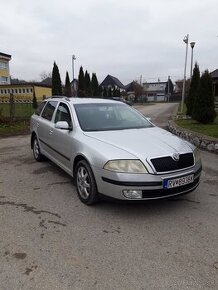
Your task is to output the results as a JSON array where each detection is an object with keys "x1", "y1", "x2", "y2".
[{"x1": 92, "y1": 161, "x2": 202, "y2": 200}]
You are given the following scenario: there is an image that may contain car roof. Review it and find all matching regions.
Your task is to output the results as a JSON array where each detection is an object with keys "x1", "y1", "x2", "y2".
[{"x1": 45, "y1": 96, "x2": 123, "y2": 105}]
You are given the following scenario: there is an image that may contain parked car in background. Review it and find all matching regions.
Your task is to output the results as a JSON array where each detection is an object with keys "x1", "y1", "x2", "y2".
[{"x1": 30, "y1": 97, "x2": 202, "y2": 205}]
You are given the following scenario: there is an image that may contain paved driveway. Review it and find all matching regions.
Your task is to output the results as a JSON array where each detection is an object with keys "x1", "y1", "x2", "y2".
[
  {"x1": 134, "y1": 102, "x2": 178, "y2": 128},
  {"x1": 0, "y1": 103, "x2": 218, "y2": 290}
]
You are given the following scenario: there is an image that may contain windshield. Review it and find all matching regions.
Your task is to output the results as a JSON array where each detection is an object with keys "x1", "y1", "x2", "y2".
[{"x1": 74, "y1": 103, "x2": 153, "y2": 131}]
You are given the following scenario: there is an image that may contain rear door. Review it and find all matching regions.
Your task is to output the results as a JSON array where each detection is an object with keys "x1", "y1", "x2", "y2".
[{"x1": 37, "y1": 100, "x2": 58, "y2": 156}]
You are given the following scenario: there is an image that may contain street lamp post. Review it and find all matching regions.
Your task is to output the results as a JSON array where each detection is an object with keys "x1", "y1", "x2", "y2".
[
  {"x1": 72, "y1": 54, "x2": 76, "y2": 81},
  {"x1": 181, "y1": 34, "x2": 189, "y2": 114},
  {"x1": 190, "y1": 42, "x2": 195, "y2": 79},
  {"x1": 72, "y1": 55, "x2": 76, "y2": 96}
]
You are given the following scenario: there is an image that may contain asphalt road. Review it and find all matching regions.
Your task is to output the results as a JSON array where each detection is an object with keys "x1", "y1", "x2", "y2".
[{"x1": 0, "y1": 103, "x2": 218, "y2": 290}]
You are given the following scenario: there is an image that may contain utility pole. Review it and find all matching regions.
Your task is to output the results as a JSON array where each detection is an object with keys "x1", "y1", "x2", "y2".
[
  {"x1": 72, "y1": 55, "x2": 76, "y2": 81},
  {"x1": 190, "y1": 42, "x2": 195, "y2": 79},
  {"x1": 181, "y1": 34, "x2": 189, "y2": 114},
  {"x1": 72, "y1": 55, "x2": 76, "y2": 96},
  {"x1": 140, "y1": 75, "x2": 142, "y2": 86}
]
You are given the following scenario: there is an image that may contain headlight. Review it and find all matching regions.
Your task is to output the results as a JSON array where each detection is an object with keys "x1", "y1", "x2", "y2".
[
  {"x1": 104, "y1": 160, "x2": 148, "y2": 173},
  {"x1": 193, "y1": 148, "x2": 201, "y2": 163}
]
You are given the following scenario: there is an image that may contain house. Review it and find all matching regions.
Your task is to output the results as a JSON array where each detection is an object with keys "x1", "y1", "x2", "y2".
[
  {"x1": 101, "y1": 74, "x2": 126, "y2": 91},
  {"x1": 143, "y1": 78, "x2": 174, "y2": 102},
  {"x1": 0, "y1": 52, "x2": 11, "y2": 85},
  {"x1": 0, "y1": 83, "x2": 52, "y2": 102},
  {"x1": 210, "y1": 69, "x2": 218, "y2": 99},
  {"x1": 143, "y1": 80, "x2": 167, "y2": 102},
  {"x1": 125, "y1": 81, "x2": 144, "y2": 101}
]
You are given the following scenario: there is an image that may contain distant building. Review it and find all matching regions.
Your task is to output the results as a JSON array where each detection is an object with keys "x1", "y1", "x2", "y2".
[
  {"x1": 143, "y1": 80, "x2": 167, "y2": 102},
  {"x1": 0, "y1": 52, "x2": 11, "y2": 85},
  {"x1": 101, "y1": 74, "x2": 126, "y2": 91},
  {"x1": 174, "y1": 80, "x2": 183, "y2": 94},
  {"x1": 143, "y1": 78, "x2": 174, "y2": 102},
  {"x1": 125, "y1": 81, "x2": 144, "y2": 101},
  {"x1": 210, "y1": 69, "x2": 218, "y2": 99},
  {"x1": 0, "y1": 83, "x2": 52, "y2": 102}
]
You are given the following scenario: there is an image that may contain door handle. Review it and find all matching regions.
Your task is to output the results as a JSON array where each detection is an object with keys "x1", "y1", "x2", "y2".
[{"x1": 49, "y1": 129, "x2": 53, "y2": 135}]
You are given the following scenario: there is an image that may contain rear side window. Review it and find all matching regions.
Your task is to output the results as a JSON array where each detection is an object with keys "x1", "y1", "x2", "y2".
[
  {"x1": 36, "y1": 102, "x2": 46, "y2": 116},
  {"x1": 41, "y1": 101, "x2": 57, "y2": 121}
]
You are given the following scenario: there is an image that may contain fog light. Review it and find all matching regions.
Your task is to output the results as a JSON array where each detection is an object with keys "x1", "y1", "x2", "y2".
[{"x1": 123, "y1": 190, "x2": 142, "y2": 199}]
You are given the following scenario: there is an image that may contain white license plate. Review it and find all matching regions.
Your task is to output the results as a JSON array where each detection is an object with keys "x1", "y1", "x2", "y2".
[{"x1": 164, "y1": 174, "x2": 194, "y2": 189}]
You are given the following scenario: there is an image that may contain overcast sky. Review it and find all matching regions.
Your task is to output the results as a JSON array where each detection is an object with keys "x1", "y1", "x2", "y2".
[{"x1": 1, "y1": 0, "x2": 218, "y2": 85}]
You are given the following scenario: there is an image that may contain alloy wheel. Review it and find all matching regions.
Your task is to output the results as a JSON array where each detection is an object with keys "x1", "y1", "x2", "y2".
[{"x1": 77, "y1": 166, "x2": 91, "y2": 199}]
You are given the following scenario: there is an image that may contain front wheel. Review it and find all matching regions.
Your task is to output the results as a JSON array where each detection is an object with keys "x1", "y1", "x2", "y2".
[
  {"x1": 33, "y1": 136, "x2": 44, "y2": 162},
  {"x1": 75, "y1": 160, "x2": 99, "y2": 205}
]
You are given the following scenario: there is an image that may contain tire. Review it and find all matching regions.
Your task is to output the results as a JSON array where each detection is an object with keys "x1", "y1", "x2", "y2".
[
  {"x1": 75, "y1": 160, "x2": 99, "y2": 205},
  {"x1": 32, "y1": 135, "x2": 44, "y2": 162}
]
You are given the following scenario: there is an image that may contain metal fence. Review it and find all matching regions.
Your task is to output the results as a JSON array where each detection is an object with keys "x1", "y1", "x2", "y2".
[{"x1": 0, "y1": 101, "x2": 35, "y2": 120}]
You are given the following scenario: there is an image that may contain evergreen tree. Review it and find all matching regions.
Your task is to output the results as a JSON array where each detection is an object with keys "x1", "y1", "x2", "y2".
[
  {"x1": 103, "y1": 87, "x2": 107, "y2": 98},
  {"x1": 52, "y1": 62, "x2": 62, "y2": 95},
  {"x1": 98, "y1": 85, "x2": 103, "y2": 98},
  {"x1": 91, "y1": 73, "x2": 99, "y2": 97},
  {"x1": 192, "y1": 70, "x2": 217, "y2": 124},
  {"x1": 64, "y1": 71, "x2": 71, "y2": 97},
  {"x1": 32, "y1": 90, "x2": 38, "y2": 109},
  {"x1": 9, "y1": 93, "x2": 15, "y2": 122},
  {"x1": 84, "y1": 70, "x2": 91, "y2": 96},
  {"x1": 113, "y1": 87, "x2": 121, "y2": 97},
  {"x1": 165, "y1": 78, "x2": 174, "y2": 96},
  {"x1": 78, "y1": 66, "x2": 85, "y2": 97},
  {"x1": 186, "y1": 63, "x2": 200, "y2": 116},
  {"x1": 108, "y1": 87, "x2": 112, "y2": 98}
]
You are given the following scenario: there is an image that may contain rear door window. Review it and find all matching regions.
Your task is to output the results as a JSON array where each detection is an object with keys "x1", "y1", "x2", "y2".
[
  {"x1": 41, "y1": 101, "x2": 57, "y2": 121},
  {"x1": 36, "y1": 102, "x2": 46, "y2": 116}
]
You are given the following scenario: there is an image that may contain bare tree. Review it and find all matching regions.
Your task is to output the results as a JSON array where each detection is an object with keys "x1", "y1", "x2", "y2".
[{"x1": 40, "y1": 71, "x2": 52, "y2": 81}]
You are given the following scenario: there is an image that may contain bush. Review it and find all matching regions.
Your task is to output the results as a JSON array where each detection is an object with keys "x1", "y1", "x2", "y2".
[
  {"x1": 186, "y1": 63, "x2": 200, "y2": 117},
  {"x1": 192, "y1": 70, "x2": 217, "y2": 124}
]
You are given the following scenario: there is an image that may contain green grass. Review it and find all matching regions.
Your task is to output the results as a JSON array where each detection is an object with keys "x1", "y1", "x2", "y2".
[
  {"x1": 175, "y1": 115, "x2": 218, "y2": 138},
  {"x1": 0, "y1": 120, "x2": 30, "y2": 137},
  {"x1": 0, "y1": 103, "x2": 35, "y2": 118}
]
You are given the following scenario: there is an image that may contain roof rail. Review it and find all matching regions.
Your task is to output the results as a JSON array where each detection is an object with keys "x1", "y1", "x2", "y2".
[
  {"x1": 51, "y1": 95, "x2": 64, "y2": 99},
  {"x1": 50, "y1": 95, "x2": 71, "y2": 102}
]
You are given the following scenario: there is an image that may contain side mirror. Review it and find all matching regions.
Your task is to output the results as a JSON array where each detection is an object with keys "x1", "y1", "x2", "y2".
[{"x1": 55, "y1": 121, "x2": 72, "y2": 130}]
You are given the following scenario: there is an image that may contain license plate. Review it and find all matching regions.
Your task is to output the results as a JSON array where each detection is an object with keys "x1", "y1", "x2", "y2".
[{"x1": 163, "y1": 174, "x2": 194, "y2": 189}]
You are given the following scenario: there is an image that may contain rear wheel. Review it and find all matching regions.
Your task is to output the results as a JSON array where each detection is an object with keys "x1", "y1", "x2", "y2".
[
  {"x1": 75, "y1": 160, "x2": 99, "y2": 205},
  {"x1": 33, "y1": 136, "x2": 44, "y2": 162}
]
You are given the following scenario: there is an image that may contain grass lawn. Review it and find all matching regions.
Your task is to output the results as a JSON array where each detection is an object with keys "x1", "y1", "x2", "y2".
[
  {"x1": 0, "y1": 120, "x2": 30, "y2": 137},
  {"x1": 175, "y1": 115, "x2": 218, "y2": 138}
]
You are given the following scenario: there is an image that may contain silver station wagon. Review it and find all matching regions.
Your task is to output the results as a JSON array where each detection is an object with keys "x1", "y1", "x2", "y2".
[{"x1": 30, "y1": 97, "x2": 202, "y2": 205}]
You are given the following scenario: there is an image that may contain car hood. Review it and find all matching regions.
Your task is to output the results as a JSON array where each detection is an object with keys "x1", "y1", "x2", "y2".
[{"x1": 84, "y1": 127, "x2": 193, "y2": 159}]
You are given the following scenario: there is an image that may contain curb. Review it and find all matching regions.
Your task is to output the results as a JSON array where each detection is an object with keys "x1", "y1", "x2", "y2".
[{"x1": 168, "y1": 119, "x2": 218, "y2": 154}]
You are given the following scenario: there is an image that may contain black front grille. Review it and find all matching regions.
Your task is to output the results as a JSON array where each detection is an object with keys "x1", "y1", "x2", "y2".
[
  {"x1": 150, "y1": 153, "x2": 194, "y2": 173},
  {"x1": 142, "y1": 177, "x2": 199, "y2": 199}
]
